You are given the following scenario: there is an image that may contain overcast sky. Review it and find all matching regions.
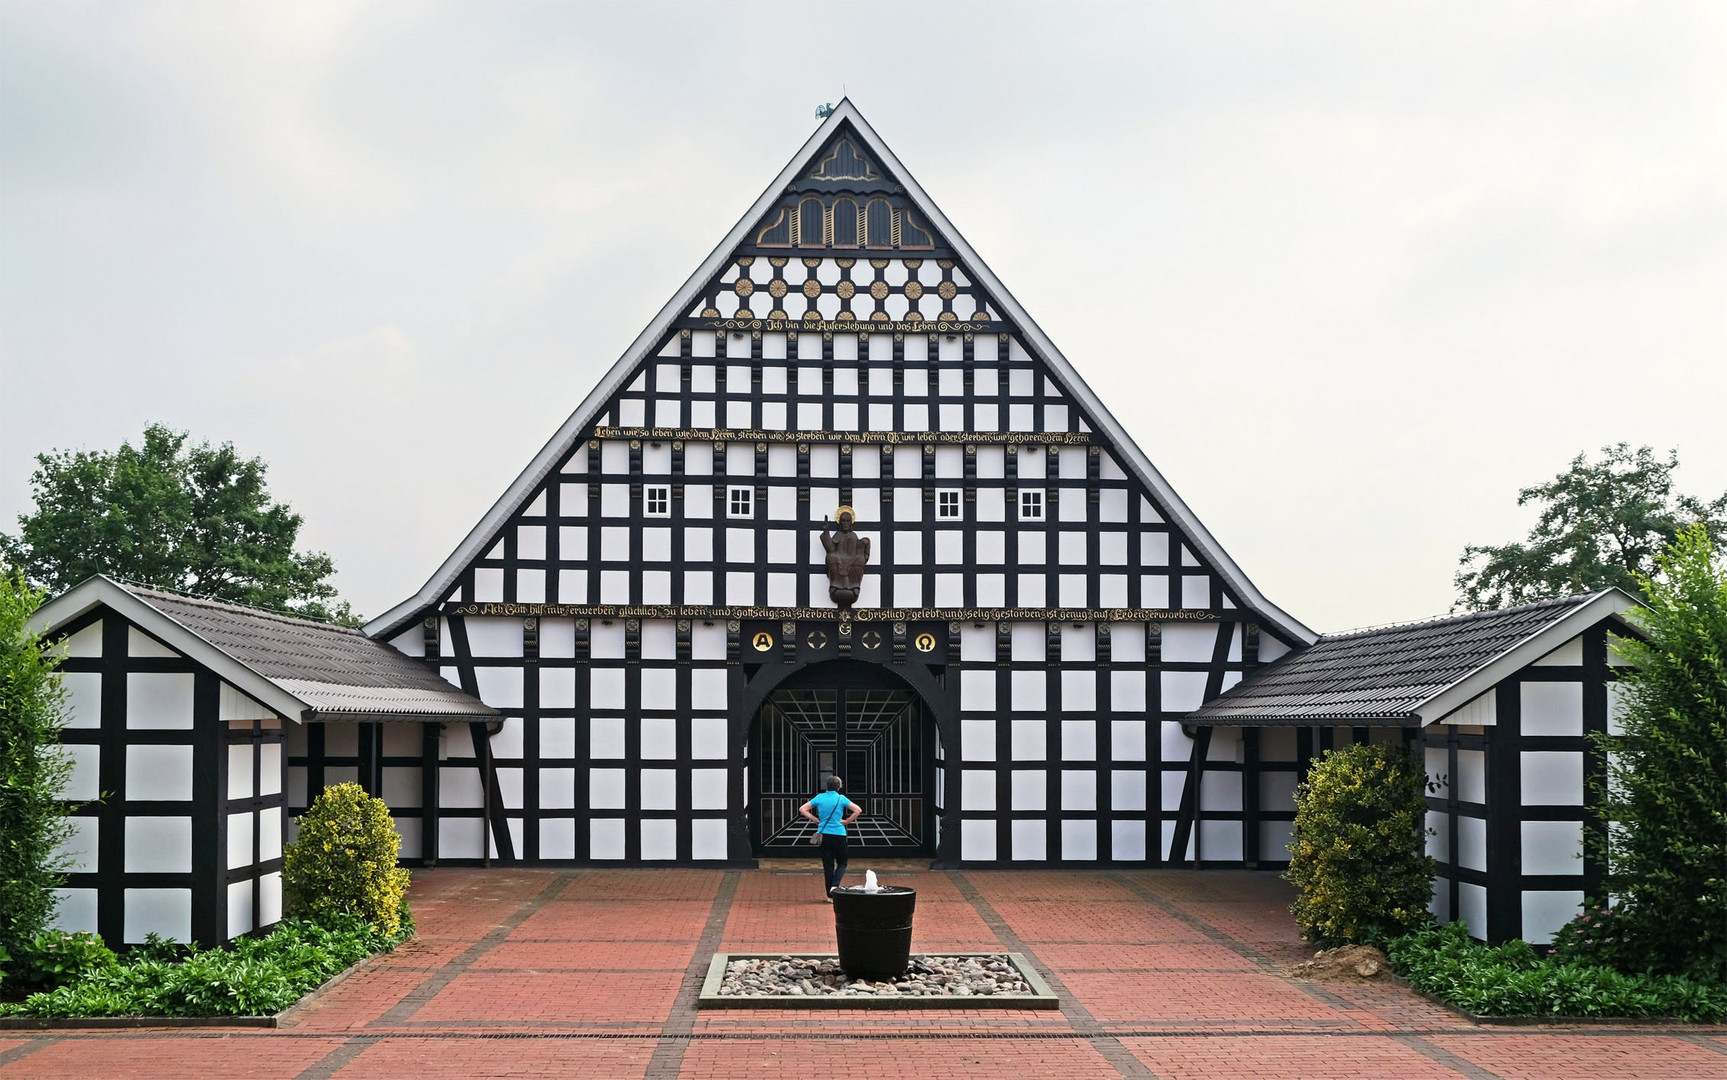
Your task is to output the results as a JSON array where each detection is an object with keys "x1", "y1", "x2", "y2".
[{"x1": 3, "y1": 1, "x2": 1723, "y2": 633}]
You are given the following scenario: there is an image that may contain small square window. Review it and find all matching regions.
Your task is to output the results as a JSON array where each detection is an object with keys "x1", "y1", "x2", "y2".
[
  {"x1": 936, "y1": 489, "x2": 962, "y2": 520},
  {"x1": 644, "y1": 485, "x2": 671, "y2": 517},
  {"x1": 728, "y1": 486, "x2": 755, "y2": 518},
  {"x1": 1020, "y1": 489, "x2": 1044, "y2": 521}
]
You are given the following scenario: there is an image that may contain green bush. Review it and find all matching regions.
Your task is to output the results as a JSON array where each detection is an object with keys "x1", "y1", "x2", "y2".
[
  {"x1": 4, "y1": 931, "x2": 117, "y2": 990},
  {"x1": 1387, "y1": 921, "x2": 1727, "y2": 1021},
  {"x1": 0, "y1": 571, "x2": 75, "y2": 976},
  {"x1": 1592, "y1": 523, "x2": 1727, "y2": 982},
  {"x1": 283, "y1": 782, "x2": 411, "y2": 936},
  {"x1": 1286, "y1": 741, "x2": 1436, "y2": 946},
  {"x1": 0, "y1": 910, "x2": 411, "y2": 1018}
]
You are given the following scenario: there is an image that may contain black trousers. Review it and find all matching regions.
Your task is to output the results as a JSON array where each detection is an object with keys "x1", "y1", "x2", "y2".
[{"x1": 819, "y1": 833, "x2": 849, "y2": 892}]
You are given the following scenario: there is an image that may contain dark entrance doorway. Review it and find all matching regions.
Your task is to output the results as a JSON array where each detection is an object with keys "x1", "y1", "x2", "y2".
[{"x1": 748, "y1": 661, "x2": 935, "y2": 856}]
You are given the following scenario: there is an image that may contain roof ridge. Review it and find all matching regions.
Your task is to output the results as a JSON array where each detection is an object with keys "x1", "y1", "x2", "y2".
[
  {"x1": 118, "y1": 580, "x2": 366, "y2": 637},
  {"x1": 1320, "y1": 592, "x2": 1596, "y2": 642}
]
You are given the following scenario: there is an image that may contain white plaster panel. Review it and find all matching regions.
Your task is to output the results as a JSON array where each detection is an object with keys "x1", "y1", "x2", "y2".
[
  {"x1": 1160, "y1": 624, "x2": 1214, "y2": 664},
  {"x1": 62, "y1": 670, "x2": 103, "y2": 729},
  {"x1": 591, "y1": 668, "x2": 626, "y2": 709},
  {"x1": 1011, "y1": 670, "x2": 1046, "y2": 711},
  {"x1": 1260, "y1": 821, "x2": 1295, "y2": 863},
  {"x1": 127, "y1": 743, "x2": 194, "y2": 802},
  {"x1": 1010, "y1": 719, "x2": 1045, "y2": 760},
  {"x1": 1110, "y1": 720, "x2": 1147, "y2": 761},
  {"x1": 691, "y1": 768, "x2": 728, "y2": 810},
  {"x1": 259, "y1": 743, "x2": 282, "y2": 796},
  {"x1": 1199, "y1": 771, "x2": 1242, "y2": 811},
  {"x1": 1199, "y1": 820, "x2": 1242, "y2": 861},
  {"x1": 1161, "y1": 720, "x2": 1194, "y2": 762},
  {"x1": 125, "y1": 816, "x2": 192, "y2": 873},
  {"x1": 961, "y1": 770, "x2": 996, "y2": 811},
  {"x1": 1522, "y1": 890, "x2": 1585, "y2": 946},
  {"x1": 540, "y1": 768, "x2": 576, "y2": 809},
  {"x1": 62, "y1": 620, "x2": 104, "y2": 657},
  {"x1": 1061, "y1": 671, "x2": 1096, "y2": 712},
  {"x1": 127, "y1": 672, "x2": 194, "y2": 729},
  {"x1": 540, "y1": 817, "x2": 577, "y2": 859},
  {"x1": 1011, "y1": 819, "x2": 1046, "y2": 861},
  {"x1": 50, "y1": 887, "x2": 99, "y2": 935},
  {"x1": 62, "y1": 742, "x2": 101, "y2": 800},
  {"x1": 382, "y1": 766, "x2": 420, "y2": 809},
  {"x1": 474, "y1": 667, "x2": 523, "y2": 709},
  {"x1": 1458, "y1": 815, "x2": 1487, "y2": 872},
  {"x1": 1011, "y1": 770, "x2": 1046, "y2": 810},
  {"x1": 540, "y1": 668, "x2": 576, "y2": 710},
  {"x1": 438, "y1": 818, "x2": 485, "y2": 860},
  {"x1": 1061, "y1": 719, "x2": 1096, "y2": 760},
  {"x1": 1113, "y1": 820, "x2": 1147, "y2": 862},
  {"x1": 1111, "y1": 770, "x2": 1147, "y2": 811},
  {"x1": 590, "y1": 769, "x2": 626, "y2": 809},
  {"x1": 960, "y1": 720, "x2": 995, "y2": 761},
  {"x1": 495, "y1": 767, "x2": 523, "y2": 810},
  {"x1": 640, "y1": 768, "x2": 677, "y2": 810},
  {"x1": 1061, "y1": 819, "x2": 1097, "y2": 861},
  {"x1": 640, "y1": 718, "x2": 677, "y2": 760},
  {"x1": 1532, "y1": 636, "x2": 1584, "y2": 667},
  {"x1": 1521, "y1": 751, "x2": 1584, "y2": 805},
  {"x1": 128, "y1": 627, "x2": 178, "y2": 658},
  {"x1": 691, "y1": 818, "x2": 728, "y2": 860},
  {"x1": 1061, "y1": 770, "x2": 1097, "y2": 810},
  {"x1": 1520, "y1": 682, "x2": 1583, "y2": 737},
  {"x1": 591, "y1": 717, "x2": 626, "y2": 759},
  {"x1": 438, "y1": 766, "x2": 484, "y2": 809},
  {"x1": 1521, "y1": 819, "x2": 1584, "y2": 876},
  {"x1": 58, "y1": 816, "x2": 99, "y2": 873},
  {"x1": 1259, "y1": 770, "x2": 1298, "y2": 811},
  {"x1": 472, "y1": 567, "x2": 504, "y2": 603},
  {"x1": 124, "y1": 888, "x2": 191, "y2": 945},
  {"x1": 228, "y1": 811, "x2": 254, "y2": 869},
  {"x1": 1425, "y1": 810, "x2": 1450, "y2": 862},
  {"x1": 962, "y1": 819, "x2": 996, "y2": 861},
  {"x1": 1160, "y1": 671, "x2": 1208, "y2": 713},
  {"x1": 393, "y1": 817, "x2": 421, "y2": 861},
  {"x1": 259, "y1": 807, "x2": 281, "y2": 861},
  {"x1": 1457, "y1": 749, "x2": 1486, "y2": 804},
  {"x1": 691, "y1": 668, "x2": 727, "y2": 710},
  {"x1": 228, "y1": 743, "x2": 254, "y2": 800},
  {"x1": 960, "y1": 670, "x2": 996, "y2": 712},
  {"x1": 641, "y1": 818, "x2": 677, "y2": 860}
]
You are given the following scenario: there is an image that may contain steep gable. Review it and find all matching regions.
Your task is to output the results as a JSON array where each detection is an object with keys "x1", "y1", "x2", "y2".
[{"x1": 368, "y1": 101, "x2": 1311, "y2": 646}]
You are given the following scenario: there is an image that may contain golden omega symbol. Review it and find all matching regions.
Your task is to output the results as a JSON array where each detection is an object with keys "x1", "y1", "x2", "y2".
[{"x1": 914, "y1": 633, "x2": 936, "y2": 653}]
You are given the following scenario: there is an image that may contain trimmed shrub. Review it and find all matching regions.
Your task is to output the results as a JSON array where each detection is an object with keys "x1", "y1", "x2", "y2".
[
  {"x1": 1592, "y1": 523, "x2": 1727, "y2": 982},
  {"x1": 5, "y1": 931, "x2": 117, "y2": 990},
  {"x1": 282, "y1": 782, "x2": 410, "y2": 936},
  {"x1": 0, "y1": 912, "x2": 411, "y2": 1018},
  {"x1": 0, "y1": 571, "x2": 74, "y2": 983},
  {"x1": 1286, "y1": 741, "x2": 1435, "y2": 946},
  {"x1": 1388, "y1": 921, "x2": 1727, "y2": 1021}
]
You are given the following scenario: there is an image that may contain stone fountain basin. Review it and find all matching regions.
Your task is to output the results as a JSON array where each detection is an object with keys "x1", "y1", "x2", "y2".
[{"x1": 696, "y1": 952, "x2": 1058, "y2": 1009}]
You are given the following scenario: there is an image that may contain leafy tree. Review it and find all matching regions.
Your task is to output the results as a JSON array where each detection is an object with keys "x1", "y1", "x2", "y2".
[
  {"x1": 1, "y1": 424, "x2": 357, "y2": 624},
  {"x1": 1592, "y1": 523, "x2": 1727, "y2": 982},
  {"x1": 1286, "y1": 742, "x2": 1436, "y2": 947},
  {"x1": 0, "y1": 571, "x2": 74, "y2": 978},
  {"x1": 1455, "y1": 444, "x2": 1727, "y2": 611}
]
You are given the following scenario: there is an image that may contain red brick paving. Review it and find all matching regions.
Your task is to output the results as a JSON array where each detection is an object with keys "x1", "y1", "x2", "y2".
[{"x1": 1, "y1": 866, "x2": 1720, "y2": 1079}]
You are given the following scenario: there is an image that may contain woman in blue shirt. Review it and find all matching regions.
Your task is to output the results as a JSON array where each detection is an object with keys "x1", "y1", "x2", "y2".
[{"x1": 799, "y1": 776, "x2": 863, "y2": 899}]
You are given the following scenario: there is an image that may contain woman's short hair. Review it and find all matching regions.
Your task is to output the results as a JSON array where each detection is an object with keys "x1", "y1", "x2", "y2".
[{"x1": 825, "y1": 776, "x2": 844, "y2": 791}]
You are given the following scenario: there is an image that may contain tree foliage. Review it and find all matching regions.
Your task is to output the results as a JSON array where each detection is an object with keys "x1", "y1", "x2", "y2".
[
  {"x1": 1592, "y1": 523, "x2": 1727, "y2": 982},
  {"x1": 0, "y1": 571, "x2": 74, "y2": 975},
  {"x1": 1455, "y1": 444, "x2": 1727, "y2": 612},
  {"x1": 0, "y1": 424, "x2": 357, "y2": 624},
  {"x1": 1286, "y1": 742, "x2": 1436, "y2": 947}
]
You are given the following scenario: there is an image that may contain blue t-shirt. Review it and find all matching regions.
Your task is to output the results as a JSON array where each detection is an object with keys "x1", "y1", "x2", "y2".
[{"x1": 809, "y1": 791, "x2": 853, "y2": 835}]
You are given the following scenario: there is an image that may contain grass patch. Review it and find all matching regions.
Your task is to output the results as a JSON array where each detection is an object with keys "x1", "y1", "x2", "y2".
[
  {"x1": 1386, "y1": 922, "x2": 1727, "y2": 1021},
  {"x1": 0, "y1": 908, "x2": 411, "y2": 1019}
]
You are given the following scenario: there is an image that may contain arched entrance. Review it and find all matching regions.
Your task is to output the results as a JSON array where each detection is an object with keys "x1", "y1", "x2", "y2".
[{"x1": 747, "y1": 660, "x2": 937, "y2": 857}]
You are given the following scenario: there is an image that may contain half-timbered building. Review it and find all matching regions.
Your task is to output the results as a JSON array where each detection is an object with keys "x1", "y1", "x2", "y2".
[{"x1": 34, "y1": 102, "x2": 1645, "y2": 945}]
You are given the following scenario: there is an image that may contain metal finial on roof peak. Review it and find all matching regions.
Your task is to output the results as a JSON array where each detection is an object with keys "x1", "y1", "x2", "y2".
[{"x1": 814, "y1": 102, "x2": 836, "y2": 120}]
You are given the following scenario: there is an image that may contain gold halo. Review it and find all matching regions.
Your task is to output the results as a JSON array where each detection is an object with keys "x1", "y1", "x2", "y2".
[{"x1": 834, "y1": 505, "x2": 856, "y2": 521}]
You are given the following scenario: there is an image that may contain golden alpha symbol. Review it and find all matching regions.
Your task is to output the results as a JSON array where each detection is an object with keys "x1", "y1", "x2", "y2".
[
  {"x1": 752, "y1": 632, "x2": 774, "y2": 652},
  {"x1": 914, "y1": 632, "x2": 936, "y2": 653}
]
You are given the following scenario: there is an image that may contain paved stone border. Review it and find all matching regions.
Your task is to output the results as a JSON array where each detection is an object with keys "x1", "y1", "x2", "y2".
[{"x1": 696, "y1": 953, "x2": 1058, "y2": 1009}]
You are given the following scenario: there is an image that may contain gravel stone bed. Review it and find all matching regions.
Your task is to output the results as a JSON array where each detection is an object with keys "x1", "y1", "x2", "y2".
[{"x1": 717, "y1": 954, "x2": 1032, "y2": 998}]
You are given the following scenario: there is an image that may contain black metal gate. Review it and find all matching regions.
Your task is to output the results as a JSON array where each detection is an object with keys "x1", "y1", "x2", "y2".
[{"x1": 750, "y1": 665, "x2": 933, "y2": 855}]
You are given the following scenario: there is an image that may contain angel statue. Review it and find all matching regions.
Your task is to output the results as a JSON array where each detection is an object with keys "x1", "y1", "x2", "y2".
[{"x1": 820, "y1": 506, "x2": 870, "y2": 609}]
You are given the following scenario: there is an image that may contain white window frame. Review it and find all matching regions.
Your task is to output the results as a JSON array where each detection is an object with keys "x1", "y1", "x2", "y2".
[
  {"x1": 644, "y1": 484, "x2": 671, "y2": 518},
  {"x1": 727, "y1": 485, "x2": 755, "y2": 518},
  {"x1": 1019, "y1": 489, "x2": 1044, "y2": 521},
  {"x1": 936, "y1": 489, "x2": 962, "y2": 520}
]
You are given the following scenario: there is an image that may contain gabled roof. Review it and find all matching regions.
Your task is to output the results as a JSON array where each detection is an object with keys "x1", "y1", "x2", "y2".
[
  {"x1": 31, "y1": 576, "x2": 496, "y2": 723},
  {"x1": 365, "y1": 100, "x2": 1316, "y2": 645},
  {"x1": 1188, "y1": 589, "x2": 1642, "y2": 726}
]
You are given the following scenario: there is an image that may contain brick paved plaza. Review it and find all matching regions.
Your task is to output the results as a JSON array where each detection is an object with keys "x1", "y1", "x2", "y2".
[{"x1": 2, "y1": 868, "x2": 1722, "y2": 1079}]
